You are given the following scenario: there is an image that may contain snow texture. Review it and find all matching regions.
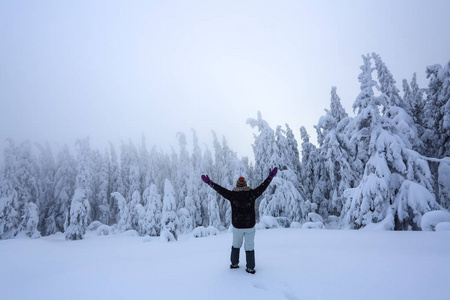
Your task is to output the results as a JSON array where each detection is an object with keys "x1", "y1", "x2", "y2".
[
  {"x1": 421, "y1": 210, "x2": 450, "y2": 231},
  {"x1": 1, "y1": 229, "x2": 449, "y2": 300}
]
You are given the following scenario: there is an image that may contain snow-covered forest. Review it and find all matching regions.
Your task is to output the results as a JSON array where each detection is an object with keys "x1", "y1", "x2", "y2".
[{"x1": 1, "y1": 53, "x2": 450, "y2": 240}]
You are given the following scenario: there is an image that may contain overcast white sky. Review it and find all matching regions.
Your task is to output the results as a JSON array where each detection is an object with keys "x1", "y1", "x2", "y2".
[{"x1": 1, "y1": 0, "x2": 450, "y2": 162}]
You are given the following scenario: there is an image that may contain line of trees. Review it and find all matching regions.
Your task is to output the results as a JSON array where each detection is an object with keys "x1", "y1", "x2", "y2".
[{"x1": 1, "y1": 53, "x2": 449, "y2": 240}]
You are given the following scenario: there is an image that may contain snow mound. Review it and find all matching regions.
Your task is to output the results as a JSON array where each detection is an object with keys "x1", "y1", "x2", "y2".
[
  {"x1": 421, "y1": 210, "x2": 450, "y2": 231},
  {"x1": 276, "y1": 217, "x2": 290, "y2": 228},
  {"x1": 307, "y1": 213, "x2": 324, "y2": 223},
  {"x1": 96, "y1": 225, "x2": 110, "y2": 236},
  {"x1": 256, "y1": 216, "x2": 279, "y2": 229},
  {"x1": 160, "y1": 230, "x2": 176, "y2": 242},
  {"x1": 302, "y1": 222, "x2": 324, "y2": 229},
  {"x1": 88, "y1": 221, "x2": 103, "y2": 231},
  {"x1": 325, "y1": 215, "x2": 340, "y2": 229},
  {"x1": 362, "y1": 214, "x2": 395, "y2": 231},
  {"x1": 192, "y1": 226, "x2": 220, "y2": 238},
  {"x1": 120, "y1": 230, "x2": 139, "y2": 237},
  {"x1": 435, "y1": 222, "x2": 450, "y2": 232},
  {"x1": 290, "y1": 222, "x2": 302, "y2": 229}
]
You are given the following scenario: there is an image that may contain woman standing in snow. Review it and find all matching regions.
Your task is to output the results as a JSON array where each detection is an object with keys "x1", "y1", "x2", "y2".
[{"x1": 201, "y1": 167, "x2": 277, "y2": 274}]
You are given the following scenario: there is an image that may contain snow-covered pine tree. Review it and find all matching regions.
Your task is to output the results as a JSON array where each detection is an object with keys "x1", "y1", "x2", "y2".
[
  {"x1": 315, "y1": 87, "x2": 355, "y2": 216},
  {"x1": 74, "y1": 138, "x2": 93, "y2": 225},
  {"x1": 20, "y1": 202, "x2": 41, "y2": 238},
  {"x1": 185, "y1": 129, "x2": 203, "y2": 227},
  {"x1": 91, "y1": 150, "x2": 110, "y2": 225},
  {"x1": 342, "y1": 55, "x2": 441, "y2": 230},
  {"x1": 139, "y1": 135, "x2": 151, "y2": 194},
  {"x1": 0, "y1": 140, "x2": 20, "y2": 238},
  {"x1": 108, "y1": 142, "x2": 122, "y2": 225},
  {"x1": 423, "y1": 63, "x2": 447, "y2": 158},
  {"x1": 211, "y1": 131, "x2": 232, "y2": 227},
  {"x1": 129, "y1": 190, "x2": 144, "y2": 232},
  {"x1": 373, "y1": 53, "x2": 421, "y2": 151},
  {"x1": 127, "y1": 141, "x2": 141, "y2": 203},
  {"x1": 438, "y1": 61, "x2": 450, "y2": 158},
  {"x1": 372, "y1": 52, "x2": 410, "y2": 113},
  {"x1": 65, "y1": 188, "x2": 91, "y2": 240},
  {"x1": 175, "y1": 132, "x2": 190, "y2": 210},
  {"x1": 161, "y1": 179, "x2": 179, "y2": 241},
  {"x1": 300, "y1": 126, "x2": 320, "y2": 205},
  {"x1": 248, "y1": 113, "x2": 305, "y2": 224},
  {"x1": 35, "y1": 142, "x2": 55, "y2": 235},
  {"x1": 111, "y1": 192, "x2": 130, "y2": 232},
  {"x1": 45, "y1": 145, "x2": 75, "y2": 234},
  {"x1": 141, "y1": 183, "x2": 162, "y2": 236},
  {"x1": 16, "y1": 141, "x2": 40, "y2": 217},
  {"x1": 0, "y1": 196, "x2": 19, "y2": 239},
  {"x1": 202, "y1": 146, "x2": 221, "y2": 227}
]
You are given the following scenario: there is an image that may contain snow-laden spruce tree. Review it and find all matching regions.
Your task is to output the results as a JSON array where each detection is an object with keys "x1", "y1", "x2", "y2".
[
  {"x1": 35, "y1": 143, "x2": 55, "y2": 235},
  {"x1": 372, "y1": 52, "x2": 410, "y2": 113},
  {"x1": 300, "y1": 126, "x2": 320, "y2": 205},
  {"x1": 423, "y1": 62, "x2": 450, "y2": 158},
  {"x1": 141, "y1": 183, "x2": 162, "y2": 236},
  {"x1": 175, "y1": 132, "x2": 190, "y2": 210},
  {"x1": 0, "y1": 196, "x2": 19, "y2": 239},
  {"x1": 184, "y1": 129, "x2": 203, "y2": 228},
  {"x1": 202, "y1": 146, "x2": 222, "y2": 228},
  {"x1": 65, "y1": 188, "x2": 91, "y2": 240},
  {"x1": 108, "y1": 142, "x2": 122, "y2": 224},
  {"x1": 0, "y1": 140, "x2": 20, "y2": 238},
  {"x1": 248, "y1": 112, "x2": 306, "y2": 223},
  {"x1": 44, "y1": 145, "x2": 75, "y2": 235},
  {"x1": 91, "y1": 150, "x2": 110, "y2": 226},
  {"x1": 111, "y1": 192, "x2": 130, "y2": 232},
  {"x1": 342, "y1": 55, "x2": 441, "y2": 230},
  {"x1": 161, "y1": 179, "x2": 179, "y2": 241},
  {"x1": 15, "y1": 141, "x2": 39, "y2": 217},
  {"x1": 211, "y1": 132, "x2": 244, "y2": 227},
  {"x1": 20, "y1": 202, "x2": 41, "y2": 238},
  {"x1": 315, "y1": 87, "x2": 355, "y2": 216},
  {"x1": 129, "y1": 190, "x2": 144, "y2": 232}
]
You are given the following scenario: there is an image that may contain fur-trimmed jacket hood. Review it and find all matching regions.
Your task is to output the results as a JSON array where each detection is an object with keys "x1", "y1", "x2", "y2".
[{"x1": 232, "y1": 186, "x2": 252, "y2": 192}]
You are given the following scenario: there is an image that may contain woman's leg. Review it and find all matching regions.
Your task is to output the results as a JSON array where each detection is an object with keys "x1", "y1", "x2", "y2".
[
  {"x1": 231, "y1": 228, "x2": 245, "y2": 266},
  {"x1": 244, "y1": 227, "x2": 256, "y2": 271}
]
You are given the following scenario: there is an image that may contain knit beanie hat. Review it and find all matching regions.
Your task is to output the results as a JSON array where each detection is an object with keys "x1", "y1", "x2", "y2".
[{"x1": 236, "y1": 177, "x2": 247, "y2": 188}]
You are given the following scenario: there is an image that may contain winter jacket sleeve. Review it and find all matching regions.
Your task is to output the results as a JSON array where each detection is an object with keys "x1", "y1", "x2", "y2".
[
  {"x1": 250, "y1": 176, "x2": 272, "y2": 199},
  {"x1": 210, "y1": 182, "x2": 233, "y2": 201}
]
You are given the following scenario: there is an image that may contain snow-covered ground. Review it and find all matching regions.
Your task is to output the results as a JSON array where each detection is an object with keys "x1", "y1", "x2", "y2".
[{"x1": 1, "y1": 228, "x2": 449, "y2": 300}]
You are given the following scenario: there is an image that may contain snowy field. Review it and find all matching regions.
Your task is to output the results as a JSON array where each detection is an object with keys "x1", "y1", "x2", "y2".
[{"x1": 1, "y1": 228, "x2": 449, "y2": 300}]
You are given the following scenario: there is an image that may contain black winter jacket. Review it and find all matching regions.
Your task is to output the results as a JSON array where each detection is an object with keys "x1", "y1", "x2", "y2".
[{"x1": 210, "y1": 177, "x2": 273, "y2": 228}]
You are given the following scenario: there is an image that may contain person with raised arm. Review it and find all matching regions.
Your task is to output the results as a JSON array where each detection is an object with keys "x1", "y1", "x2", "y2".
[{"x1": 201, "y1": 167, "x2": 278, "y2": 274}]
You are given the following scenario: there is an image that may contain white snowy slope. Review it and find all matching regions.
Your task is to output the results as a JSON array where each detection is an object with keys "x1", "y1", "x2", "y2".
[{"x1": 0, "y1": 228, "x2": 449, "y2": 300}]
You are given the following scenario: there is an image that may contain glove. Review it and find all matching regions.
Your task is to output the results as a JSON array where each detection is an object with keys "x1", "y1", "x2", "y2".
[
  {"x1": 201, "y1": 175, "x2": 211, "y2": 185},
  {"x1": 269, "y1": 167, "x2": 278, "y2": 179}
]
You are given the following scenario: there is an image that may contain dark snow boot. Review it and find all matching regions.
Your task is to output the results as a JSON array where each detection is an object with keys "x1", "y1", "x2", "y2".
[
  {"x1": 230, "y1": 246, "x2": 240, "y2": 268},
  {"x1": 245, "y1": 250, "x2": 256, "y2": 274}
]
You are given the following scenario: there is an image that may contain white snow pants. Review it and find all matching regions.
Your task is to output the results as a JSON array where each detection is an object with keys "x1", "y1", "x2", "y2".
[{"x1": 232, "y1": 227, "x2": 256, "y2": 251}]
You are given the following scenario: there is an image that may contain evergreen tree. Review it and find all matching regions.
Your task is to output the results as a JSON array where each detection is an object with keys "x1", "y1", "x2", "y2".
[
  {"x1": 16, "y1": 141, "x2": 39, "y2": 210},
  {"x1": 372, "y1": 52, "x2": 409, "y2": 113},
  {"x1": 111, "y1": 192, "x2": 130, "y2": 232},
  {"x1": 0, "y1": 140, "x2": 20, "y2": 238},
  {"x1": 35, "y1": 143, "x2": 55, "y2": 234},
  {"x1": 45, "y1": 145, "x2": 75, "y2": 235},
  {"x1": 65, "y1": 188, "x2": 91, "y2": 240},
  {"x1": 342, "y1": 55, "x2": 440, "y2": 230},
  {"x1": 108, "y1": 143, "x2": 122, "y2": 225},
  {"x1": 161, "y1": 179, "x2": 179, "y2": 241},
  {"x1": 141, "y1": 183, "x2": 162, "y2": 236},
  {"x1": 20, "y1": 202, "x2": 41, "y2": 238},
  {"x1": 0, "y1": 196, "x2": 19, "y2": 239}
]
